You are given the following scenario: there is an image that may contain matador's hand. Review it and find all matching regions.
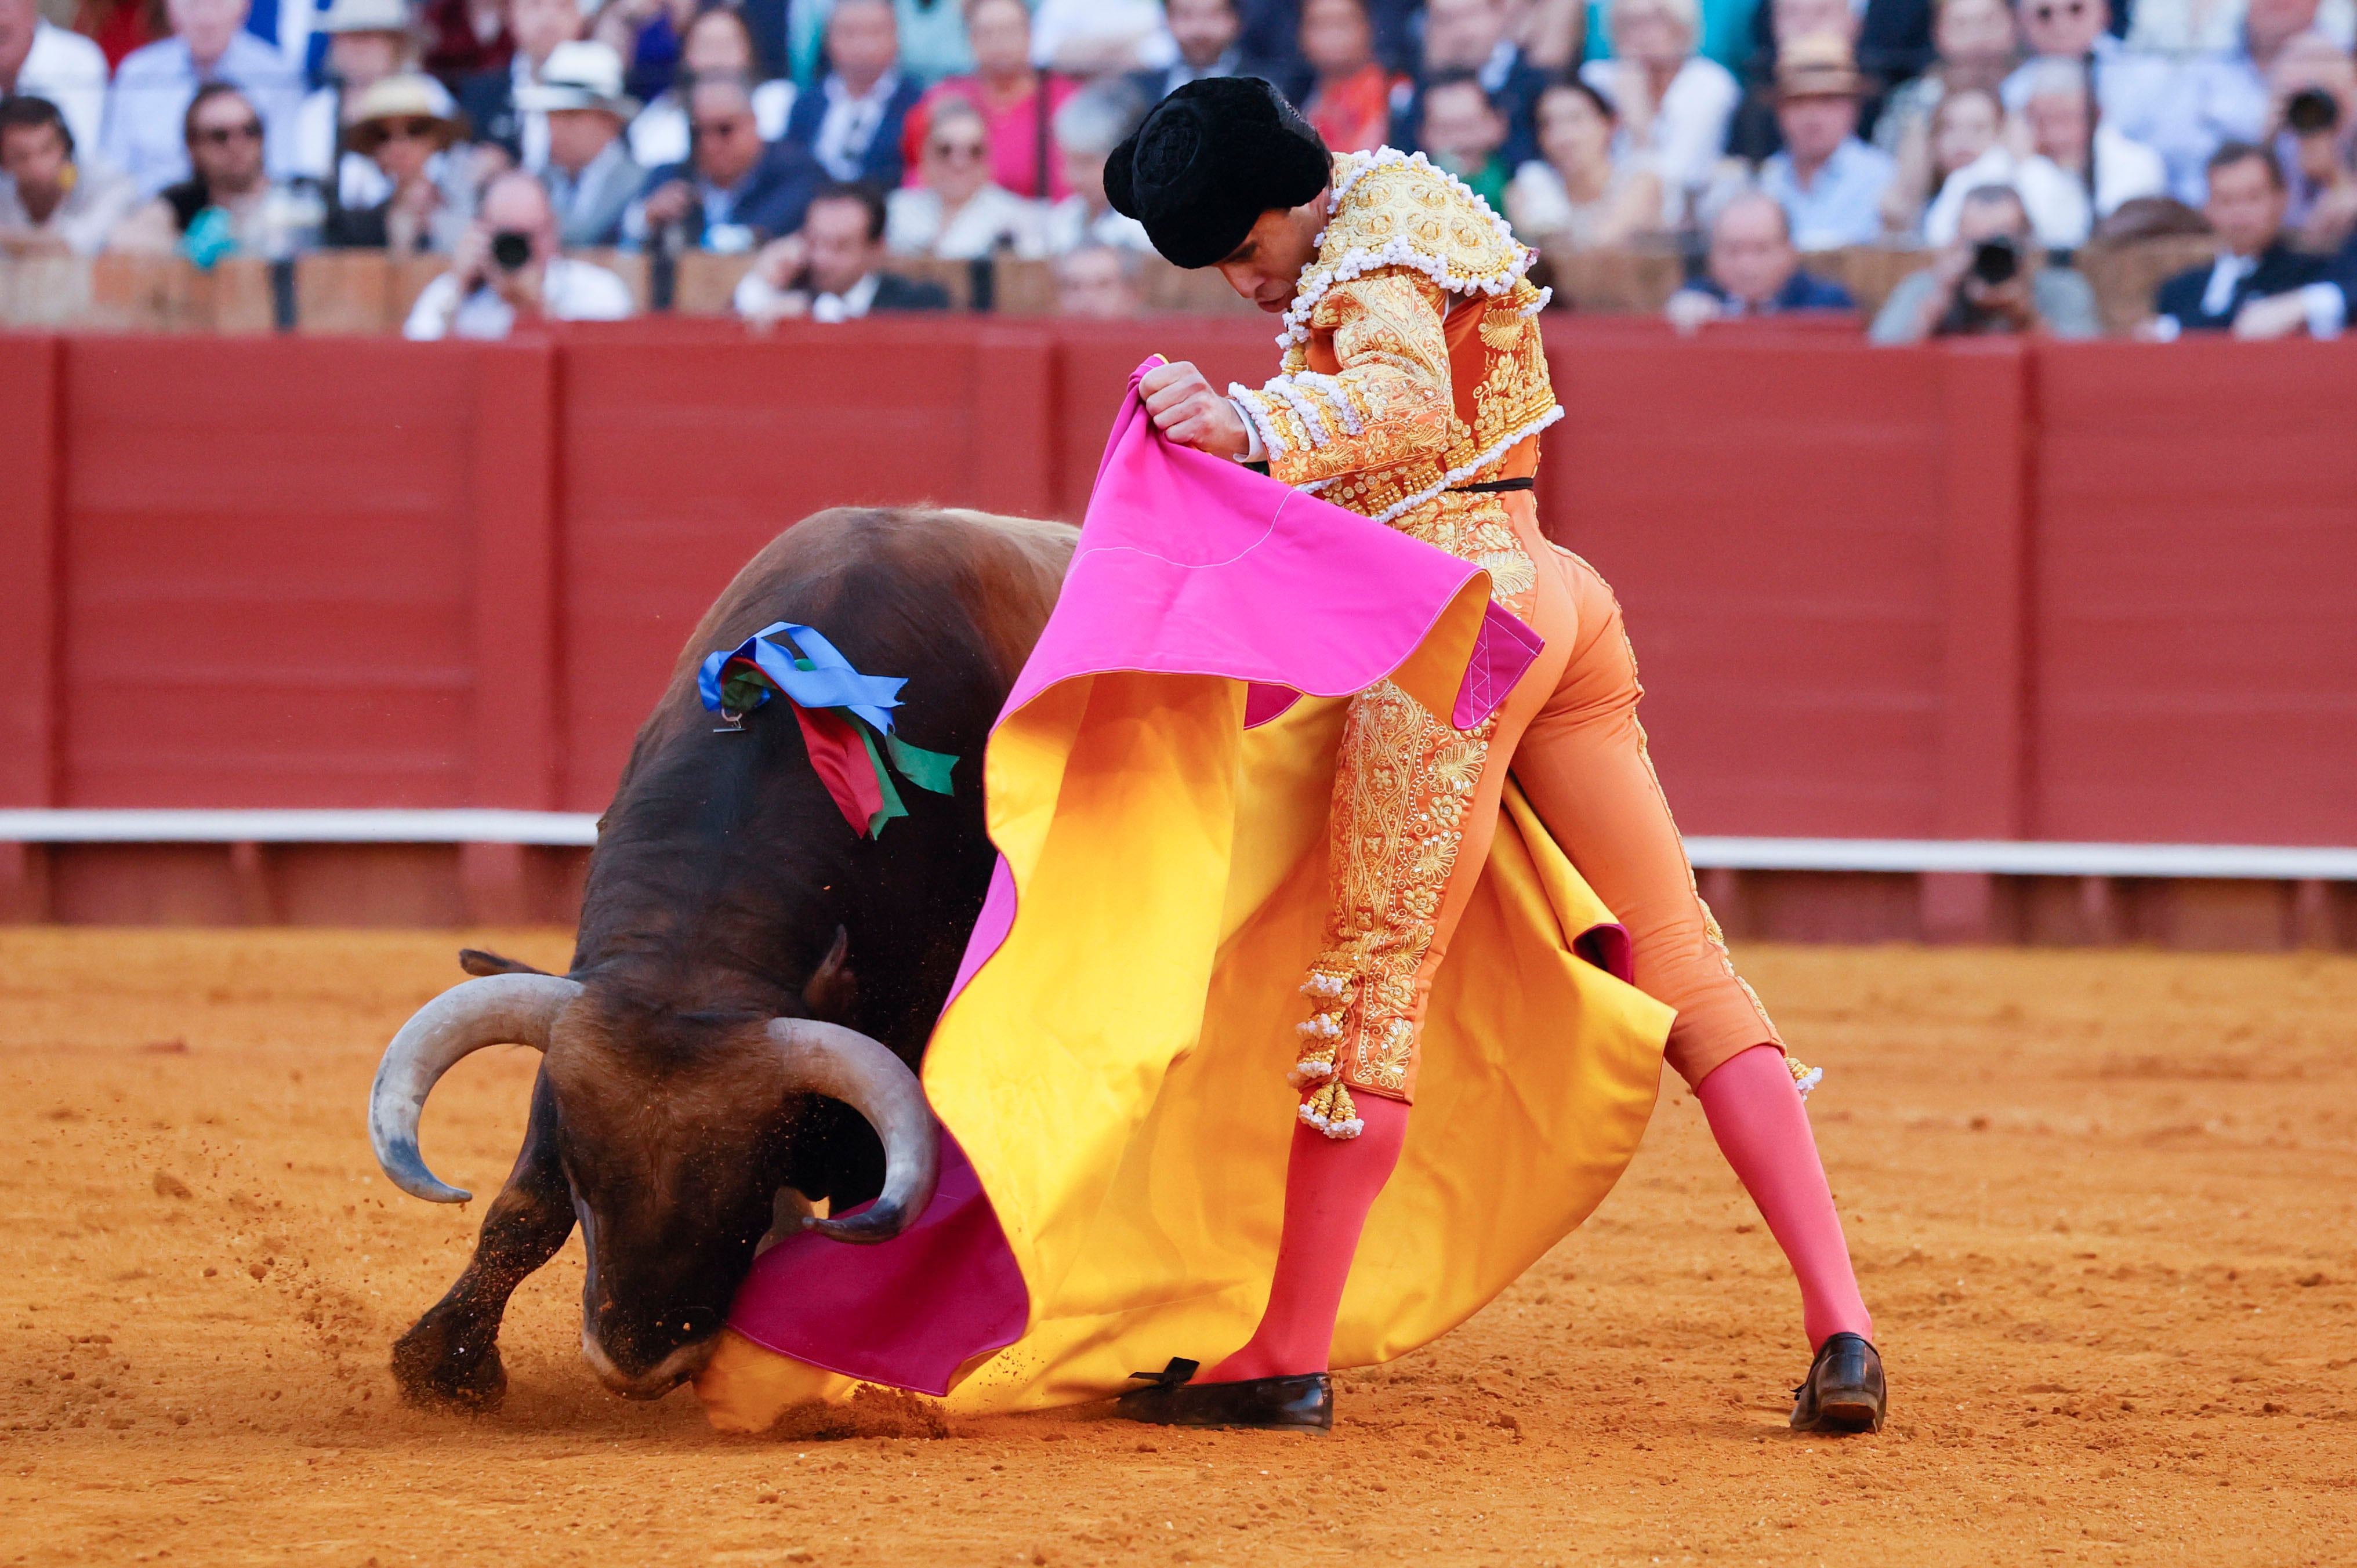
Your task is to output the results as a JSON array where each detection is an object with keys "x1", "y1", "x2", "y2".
[{"x1": 1140, "y1": 360, "x2": 1252, "y2": 459}]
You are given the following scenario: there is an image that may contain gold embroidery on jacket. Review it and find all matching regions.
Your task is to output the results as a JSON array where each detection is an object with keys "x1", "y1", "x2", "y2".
[{"x1": 1264, "y1": 155, "x2": 1563, "y2": 1133}]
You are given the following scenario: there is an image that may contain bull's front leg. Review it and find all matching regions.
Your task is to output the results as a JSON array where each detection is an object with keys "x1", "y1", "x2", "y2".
[{"x1": 391, "y1": 1069, "x2": 573, "y2": 1410}]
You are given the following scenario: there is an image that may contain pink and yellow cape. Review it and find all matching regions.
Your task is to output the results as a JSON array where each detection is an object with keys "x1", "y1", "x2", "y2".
[{"x1": 697, "y1": 362, "x2": 1671, "y2": 1426}]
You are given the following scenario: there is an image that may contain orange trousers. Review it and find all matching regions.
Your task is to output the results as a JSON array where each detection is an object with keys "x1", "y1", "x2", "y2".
[{"x1": 1405, "y1": 495, "x2": 1781, "y2": 1091}]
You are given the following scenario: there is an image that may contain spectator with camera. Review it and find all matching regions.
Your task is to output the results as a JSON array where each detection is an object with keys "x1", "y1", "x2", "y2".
[
  {"x1": 626, "y1": 73, "x2": 818, "y2": 253},
  {"x1": 322, "y1": 74, "x2": 473, "y2": 254},
  {"x1": 109, "y1": 82, "x2": 321, "y2": 260},
  {"x1": 103, "y1": 0, "x2": 307, "y2": 197},
  {"x1": 0, "y1": 0, "x2": 108, "y2": 157},
  {"x1": 404, "y1": 167, "x2": 634, "y2": 338},
  {"x1": 2269, "y1": 34, "x2": 2357, "y2": 252},
  {"x1": 524, "y1": 41, "x2": 645, "y2": 248},
  {"x1": 734, "y1": 179, "x2": 953, "y2": 324},
  {"x1": 2156, "y1": 141, "x2": 2342, "y2": 338},
  {"x1": 2157, "y1": 0, "x2": 2327, "y2": 204},
  {"x1": 1869, "y1": 181, "x2": 2099, "y2": 340},
  {"x1": 1757, "y1": 34, "x2": 1895, "y2": 248},
  {"x1": 1665, "y1": 188, "x2": 1856, "y2": 329},
  {"x1": 0, "y1": 95, "x2": 140, "y2": 255}
]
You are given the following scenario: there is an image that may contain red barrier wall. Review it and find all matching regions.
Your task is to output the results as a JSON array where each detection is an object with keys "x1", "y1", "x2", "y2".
[{"x1": 3, "y1": 321, "x2": 2354, "y2": 934}]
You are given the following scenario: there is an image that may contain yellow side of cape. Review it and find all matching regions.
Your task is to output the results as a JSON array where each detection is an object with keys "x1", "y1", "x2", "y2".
[{"x1": 697, "y1": 664, "x2": 1670, "y2": 1428}]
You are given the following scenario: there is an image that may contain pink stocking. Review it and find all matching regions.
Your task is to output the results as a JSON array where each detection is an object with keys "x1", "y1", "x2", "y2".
[
  {"x1": 1205, "y1": 1094, "x2": 1410, "y2": 1383},
  {"x1": 1695, "y1": 1044, "x2": 1874, "y2": 1350}
]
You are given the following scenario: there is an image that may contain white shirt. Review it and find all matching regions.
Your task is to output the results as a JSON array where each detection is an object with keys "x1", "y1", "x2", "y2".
[
  {"x1": 628, "y1": 79, "x2": 792, "y2": 171},
  {"x1": 1030, "y1": 0, "x2": 1174, "y2": 70},
  {"x1": 402, "y1": 255, "x2": 634, "y2": 340},
  {"x1": 8, "y1": 22, "x2": 109, "y2": 157},
  {"x1": 732, "y1": 267, "x2": 886, "y2": 321},
  {"x1": 883, "y1": 183, "x2": 1047, "y2": 260},
  {"x1": 1580, "y1": 56, "x2": 1739, "y2": 212},
  {"x1": 811, "y1": 69, "x2": 902, "y2": 183}
]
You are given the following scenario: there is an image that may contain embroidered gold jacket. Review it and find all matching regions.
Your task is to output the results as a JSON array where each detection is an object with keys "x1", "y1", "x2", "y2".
[
  {"x1": 1232, "y1": 150, "x2": 1571, "y2": 1132},
  {"x1": 1227, "y1": 147, "x2": 1562, "y2": 576}
]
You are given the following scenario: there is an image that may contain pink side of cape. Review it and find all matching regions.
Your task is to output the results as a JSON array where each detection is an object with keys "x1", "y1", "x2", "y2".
[{"x1": 724, "y1": 361, "x2": 1543, "y2": 1396}]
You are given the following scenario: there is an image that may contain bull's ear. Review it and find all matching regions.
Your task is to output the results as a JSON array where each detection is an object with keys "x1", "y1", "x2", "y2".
[
  {"x1": 800, "y1": 925, "x2": 858, "y2": 1022},
  {"x1": 458, "y1": 948, "x2": 550, "y2": 978}
]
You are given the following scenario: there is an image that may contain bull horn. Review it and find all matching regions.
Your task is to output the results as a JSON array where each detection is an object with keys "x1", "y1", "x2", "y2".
[
  {"x1": 370, "y1": 973, "x2": 582, "y2": 1204},
  {"x1": 763, "y1": 1019, "x2": 940, "y2": 1244}
]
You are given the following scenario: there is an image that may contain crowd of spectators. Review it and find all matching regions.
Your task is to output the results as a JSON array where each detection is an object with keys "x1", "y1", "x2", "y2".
[{"x1": 0, "y1": 0, "x2": 2352, "y2": 343}]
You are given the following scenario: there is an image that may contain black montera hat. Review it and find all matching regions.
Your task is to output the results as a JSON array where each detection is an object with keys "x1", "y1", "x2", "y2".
[{"x1": 1104, "y1": 77, "x2": 1333, "y2": 269}]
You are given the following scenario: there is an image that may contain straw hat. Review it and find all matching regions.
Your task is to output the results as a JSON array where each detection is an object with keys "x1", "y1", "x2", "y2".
[
  {"x1": 1775, "y1": 33, "x2": 1869, "y2": 99},
  {"x1": 515, "y1": 40, "x2": 641, "y2": 119},
  {"x1": 347, "y1": 73, "x2": 463, "y2": 153}
]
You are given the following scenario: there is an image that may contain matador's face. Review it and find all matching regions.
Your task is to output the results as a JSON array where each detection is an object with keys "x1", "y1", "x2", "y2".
[{"x1": 1214, "y1": 188, "x2": 1333, "y2": 314}]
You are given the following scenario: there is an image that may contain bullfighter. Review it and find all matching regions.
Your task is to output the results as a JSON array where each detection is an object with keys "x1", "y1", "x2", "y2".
[{"x1": 1099, "y1": 78, "x2": 1887, "y2": 1435}]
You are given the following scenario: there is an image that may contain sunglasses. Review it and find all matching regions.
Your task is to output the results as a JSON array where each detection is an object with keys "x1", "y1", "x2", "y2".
[
  {"x1": 195, "y1": 120, "x2": 263, "y2": 146},
  {"x1": 2029, "y1": 1, "x2": 2087, "y2": 20},
  {"x1": 376, "y1": 117, "x2": 442, "y2": 141},
  {"x1": 930, "y1": 140, "x2": 986, "y2": 160}
]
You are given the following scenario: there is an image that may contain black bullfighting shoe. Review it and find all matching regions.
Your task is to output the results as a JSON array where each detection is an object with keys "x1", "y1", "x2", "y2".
[
  {"x1": 1114, "y1": 1358, "x2": 1333, "y2": 1432},
  {"x1": 1790, "y1": 1332, "x2": 1887, "y2": 1434}
]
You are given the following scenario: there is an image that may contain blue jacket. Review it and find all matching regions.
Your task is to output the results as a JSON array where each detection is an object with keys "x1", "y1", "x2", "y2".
[
  {"x1": 629, "y1": 140, "x2": 823, "y2": 250},
  {"x1": 778, "y1": 71, "x2": 924, "y2": 190},
  {"x1": 1693, "y1": 270, "x2": 1858, "y2": 314}
]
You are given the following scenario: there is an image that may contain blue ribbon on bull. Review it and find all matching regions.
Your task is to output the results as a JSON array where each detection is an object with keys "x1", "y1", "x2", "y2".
[
  {"x1": 699, "y1": 621, "x2": 905, "y2": 729},
  {"x1": 696, "y1": 621, "x2": 958, "y2": 838}
]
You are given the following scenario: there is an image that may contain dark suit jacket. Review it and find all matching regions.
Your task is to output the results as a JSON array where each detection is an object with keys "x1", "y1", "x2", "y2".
[
  {"x1": 1695, "y1": 269, "x2": 1858, "y2": 313},
  {"x1": 2155, "y1": 242, "x2": 2326, "y2": 331},
  {"x1": 779, "y1": 72, "x2": 924, "y2": 190},
  {"x1": 456, "y1": 67, "x2": 520, "y2": 158},
  {"x1": 639, "y1": 140, "x2": 823, "y2": 248},
  {"x1": 869, "y1": 271, "x2": 951, "y2": 313},
  {"x1": 1390, "y1": 53, "x2": 1548, "y2": 173}
]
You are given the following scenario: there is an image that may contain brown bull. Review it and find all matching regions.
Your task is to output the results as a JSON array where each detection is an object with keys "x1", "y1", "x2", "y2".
[{"x1": 369, "y1": 507, "x2": 1074, "y2": 1404}]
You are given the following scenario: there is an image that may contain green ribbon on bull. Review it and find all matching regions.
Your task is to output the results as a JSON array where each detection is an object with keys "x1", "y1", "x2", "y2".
[{"x1": 720, "y1": 649, "x2": 958, "y2": 837}]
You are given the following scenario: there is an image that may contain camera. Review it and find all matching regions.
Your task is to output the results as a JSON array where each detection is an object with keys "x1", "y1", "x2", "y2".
[
  {"x1": 2286, "y1": 86, "x2": 2340, "y2": 136},
  {"x1": 1970, "y1": 235, "x2": 2020, "y2": 287},
  {"x1": 489, "y1": 230, "x2": 532, "y2": 271}
]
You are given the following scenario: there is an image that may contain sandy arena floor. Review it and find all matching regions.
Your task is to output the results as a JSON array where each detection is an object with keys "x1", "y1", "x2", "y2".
[{"x1": 1, "y1": 929, "x2": 2352, "y2": 1567}]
